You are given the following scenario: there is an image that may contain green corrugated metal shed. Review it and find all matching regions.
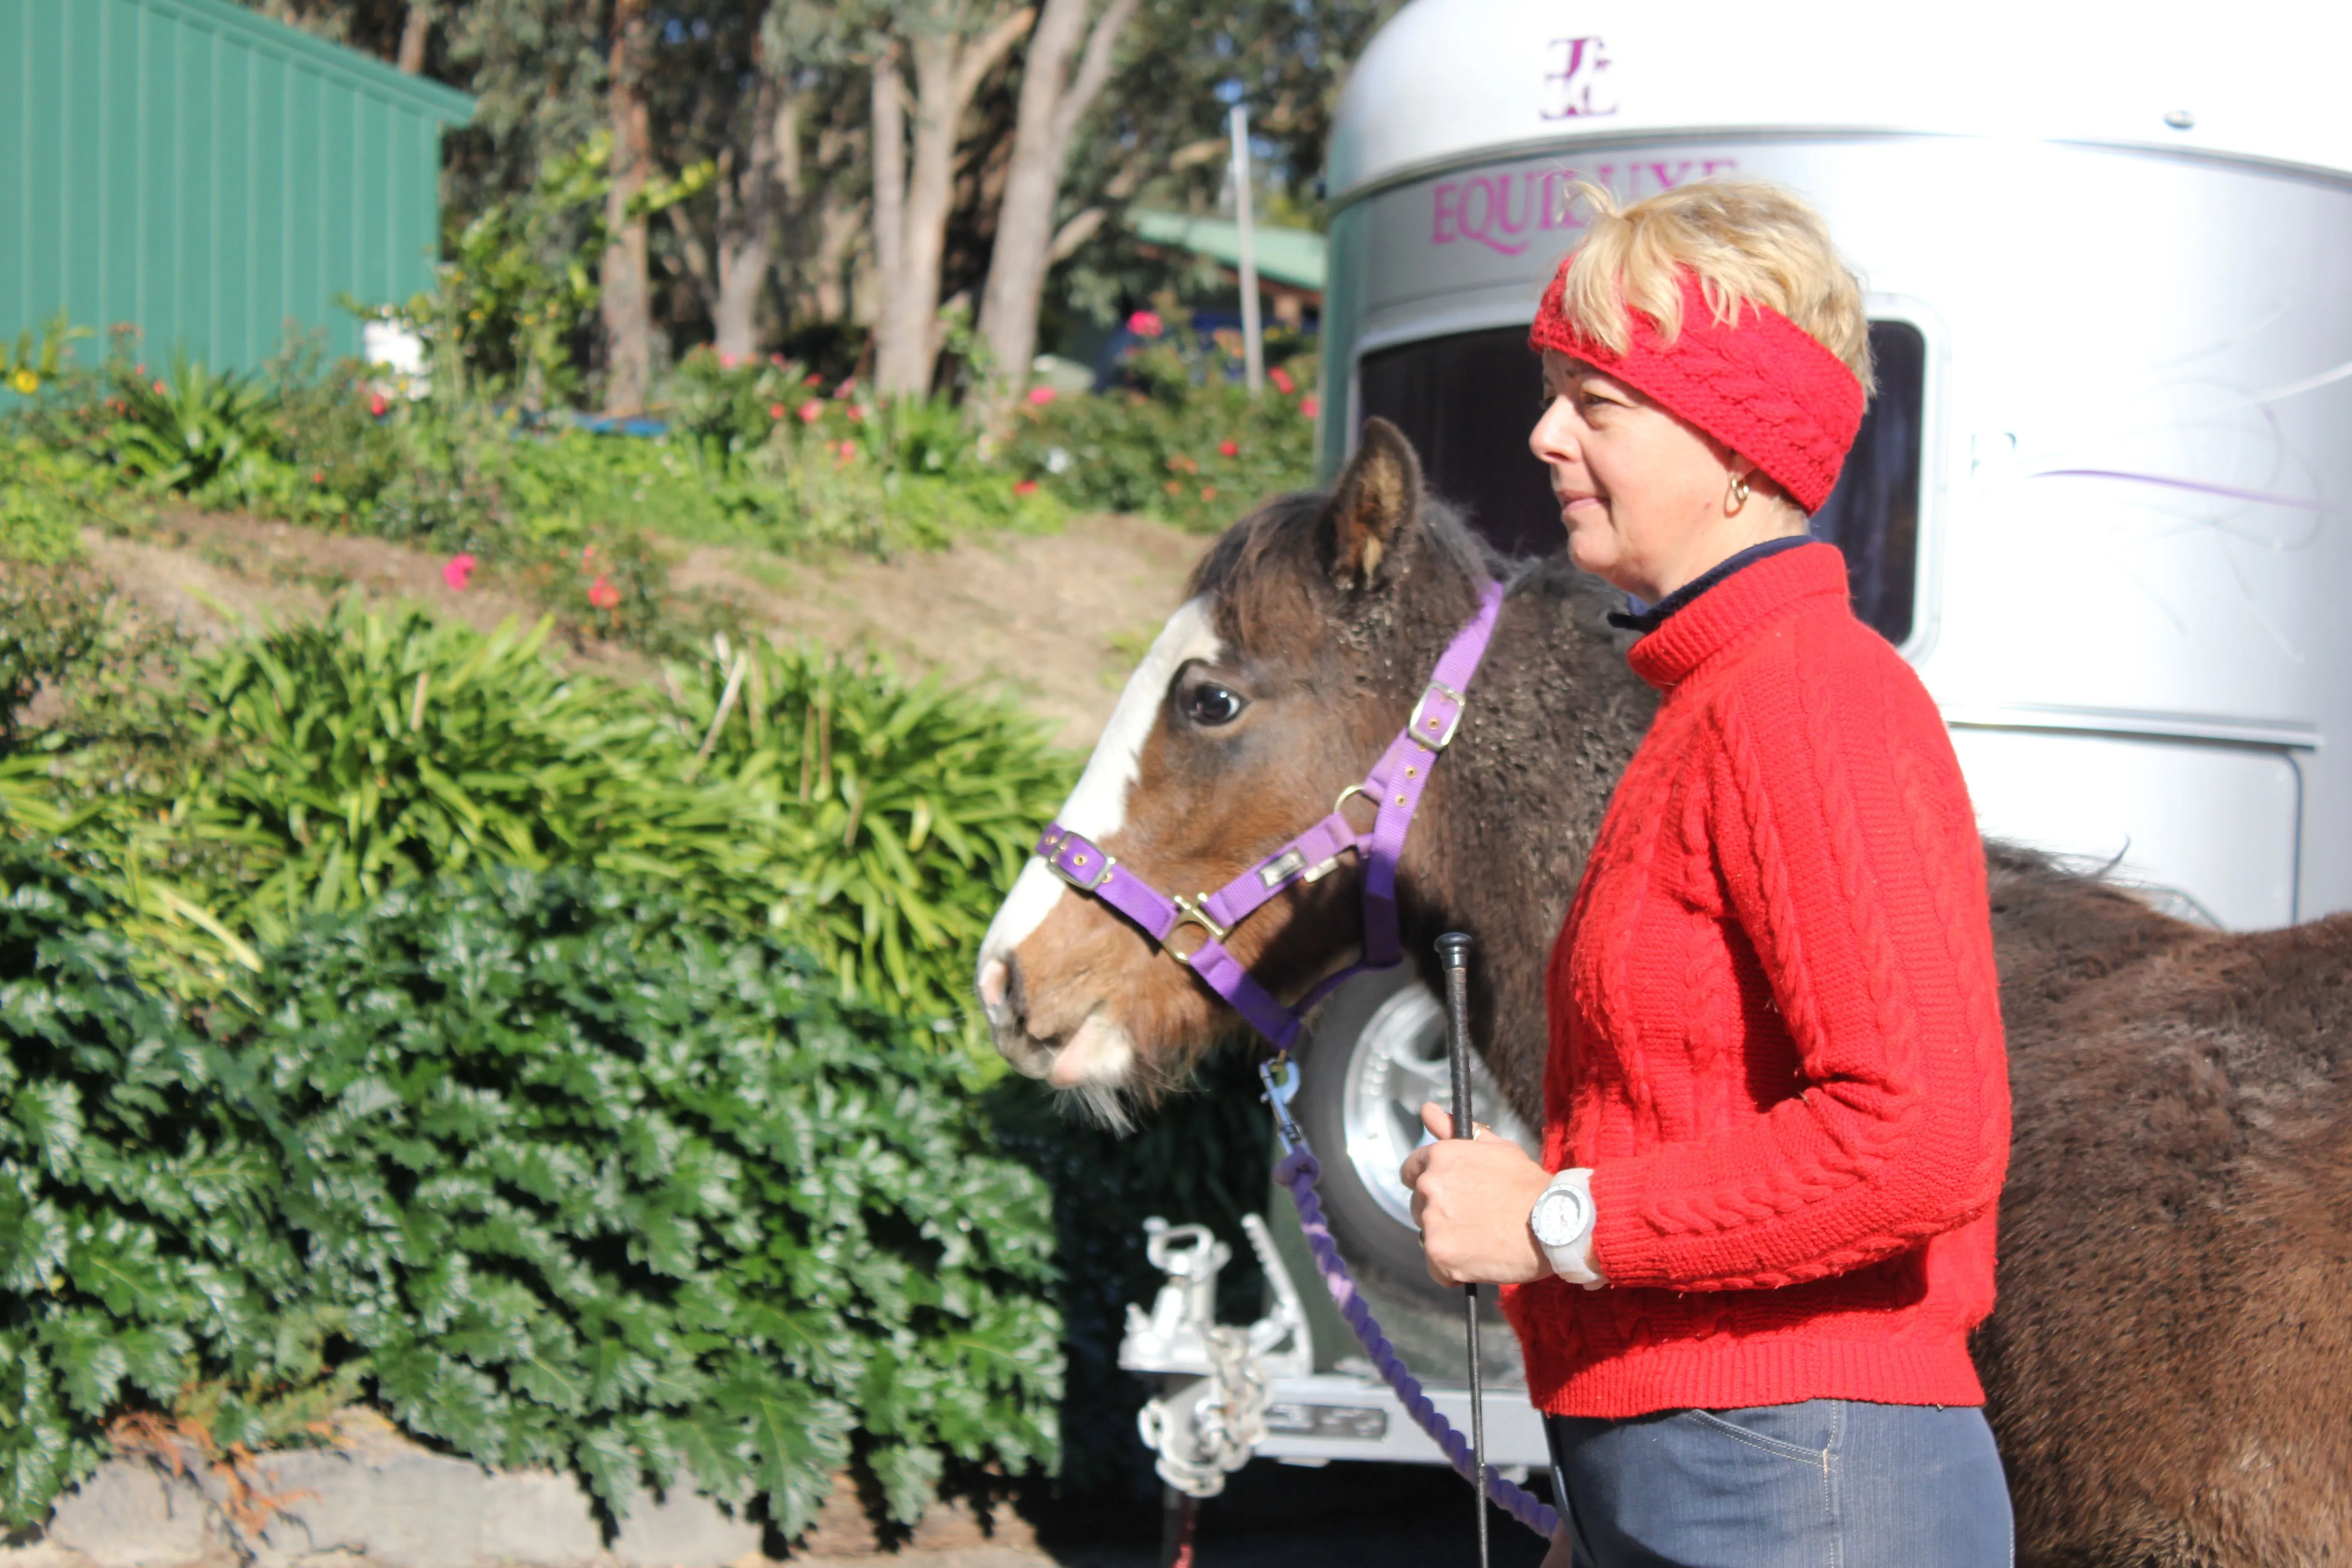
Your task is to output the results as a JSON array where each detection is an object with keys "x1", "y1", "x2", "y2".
[{"x1": 0, "y1": 0, "x2": 472, "y2": 372}]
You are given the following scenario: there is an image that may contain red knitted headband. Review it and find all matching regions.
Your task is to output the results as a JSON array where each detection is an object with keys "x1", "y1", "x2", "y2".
[{"x1": 1528, "y1": 260, "x2": 1865, "y2": 513}]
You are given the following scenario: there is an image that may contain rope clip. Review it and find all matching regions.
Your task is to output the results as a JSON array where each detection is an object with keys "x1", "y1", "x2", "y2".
[{"x1": 1258, "y1": 1053, "x2": 1304, "y2": 1157}]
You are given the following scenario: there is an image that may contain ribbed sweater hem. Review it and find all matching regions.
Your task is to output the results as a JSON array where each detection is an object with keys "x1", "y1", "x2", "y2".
[{"x1": 1523, "y1": 1338, "x2": 1986, "y2": 1421}]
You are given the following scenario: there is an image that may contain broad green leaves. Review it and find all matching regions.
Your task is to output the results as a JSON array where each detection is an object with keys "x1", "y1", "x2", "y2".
[{"x1": 0, "y1": 854, "x2": 1060, "y2": 1534}]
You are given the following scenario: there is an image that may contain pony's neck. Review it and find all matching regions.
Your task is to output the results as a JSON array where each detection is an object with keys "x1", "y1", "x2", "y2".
[{"x1": 1397, "y1": 558, "x2": 1655, "y2": 1124}]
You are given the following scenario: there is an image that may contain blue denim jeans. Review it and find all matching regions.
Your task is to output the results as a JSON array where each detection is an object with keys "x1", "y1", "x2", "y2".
[{"x1": 1545, "y1": 1400, "x2": 2013, "y2": 1568}]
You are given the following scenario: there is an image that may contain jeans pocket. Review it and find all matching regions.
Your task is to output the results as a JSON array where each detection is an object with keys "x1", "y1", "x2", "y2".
[{"x1": 1681, "y1": 1401, "x2": 1839, "y2": 1465}]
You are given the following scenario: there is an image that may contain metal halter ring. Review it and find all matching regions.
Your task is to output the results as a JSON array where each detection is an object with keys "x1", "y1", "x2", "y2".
[{"x1": 1166, "y1": 893, "x2": 1229, "y2": 960}]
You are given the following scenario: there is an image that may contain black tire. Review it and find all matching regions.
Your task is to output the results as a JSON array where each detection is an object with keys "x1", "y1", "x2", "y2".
[{"x1": 1280, "y1": 965, "x2": 1529, "y2": 1382}]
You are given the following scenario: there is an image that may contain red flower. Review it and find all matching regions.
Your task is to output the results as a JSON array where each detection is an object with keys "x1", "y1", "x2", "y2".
[
  {"x1": 1027, "y1": 385, "x2": 1057, "y2": 406},
  {"x1": 847, "y1": 405, "x2": 867, "y2": 423},
  {"x1": 368, "y1": 391, "x2": 389, "y2": 417},
  {"x1": 1014, "y1": 479, "x2": 1039, "y2": 497},
  {"x1": 442, "y1": 554, "x2": 476, "y2": 592},
  {"x1": 1300, "y1": 395, "x2": 1320, "y2": 419},
  {"x1": 582, "y1": 544, "x2": 597, "y2": 563},
  {"x1": 769, "y1": 402, "x2": 786, "y2": 420},
  {"x1": 804, "y1": 372, "x2": 822, "y2": 387},
  {"x1": 153, "y1": 380, "x2": 166, "y2": 394},
  {"x1": 1200, "y1": 485, "x2": 1218, "y2": 501},
  {"x1": 587, "y1": 575, "x2": 620, "y2": 611},
  {"x1": 1127, "y1": 309, "x2": 1165, "y2": 338},
  {"x1": 1219, "y1": 440, "x2": 1239, "y2": 457},
  {"x1": 797, "y1": 399, "x2": 823, "y2": 423},
  {"x1": 1269, "y1": 367, "x2": 1296, "y2": 394},
  {"x1": 717, "y1": 351, "x2": 740, "y2": 370},
  {"x1": 835, "y1": 439, "x2": 858, "y2": 463},
  {"x1": 310, "y1": 470, "x2": 325, "y2": 484}
]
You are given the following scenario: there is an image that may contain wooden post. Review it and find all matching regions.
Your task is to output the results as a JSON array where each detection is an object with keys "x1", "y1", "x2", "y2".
[{"x1": 1229, "y1": 105, "x2": 1265, "y2": 394}]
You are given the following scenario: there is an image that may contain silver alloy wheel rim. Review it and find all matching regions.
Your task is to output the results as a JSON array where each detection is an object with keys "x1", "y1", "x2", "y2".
[{"x1": 1340, "y1": 984, "x2": 1540, "y2": 1229}]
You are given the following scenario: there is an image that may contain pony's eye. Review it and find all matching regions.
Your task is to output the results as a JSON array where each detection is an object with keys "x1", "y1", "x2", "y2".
[{"x1": 1185, "y1": 684, "x2": 1245, "y2": 726}]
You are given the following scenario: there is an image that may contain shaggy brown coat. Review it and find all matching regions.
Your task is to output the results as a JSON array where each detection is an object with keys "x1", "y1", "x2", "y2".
[{"x1": 989, "y1": 423, "x2": 2352, "y2": 1564}]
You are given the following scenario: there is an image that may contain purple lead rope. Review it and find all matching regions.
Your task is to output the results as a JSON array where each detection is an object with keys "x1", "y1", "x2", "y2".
[{"x1": 1274, "y1": 1145, "x2": 1562, "y2": 1541}]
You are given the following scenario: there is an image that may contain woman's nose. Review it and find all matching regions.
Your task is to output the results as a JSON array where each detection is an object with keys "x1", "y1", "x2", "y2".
[{"x1": 1529, "y1": 398, "x2": 1578, "y2": 467}]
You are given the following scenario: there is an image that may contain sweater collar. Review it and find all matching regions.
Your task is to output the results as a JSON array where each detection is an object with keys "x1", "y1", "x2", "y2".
[
  {"x1": 1606, "y1": 534, "x2": 1816, "y2": 635},
  {"x1": 1627, "y1": 539, "x2": 1852, "y2": 690}
]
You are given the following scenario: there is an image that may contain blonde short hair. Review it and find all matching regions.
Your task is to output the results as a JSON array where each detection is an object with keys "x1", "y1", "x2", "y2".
[{"x1": 1553, "y1": 178, "x2": 1874, "y2": 394}]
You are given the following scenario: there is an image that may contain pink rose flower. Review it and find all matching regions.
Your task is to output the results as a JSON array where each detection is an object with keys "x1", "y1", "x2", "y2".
[
  {"x1": 1027, "y1": 385, "x2": 1057, "y2": 406},
  {"x1": 1219, "y1": 440, "x2": 1239, "y2": 457},
  {"x1": 769, "y1": 402, "x2": 786, "y2": 420},
  {"x1": 1300, "y1": 396, "x2": 1319, "y2": 419},
  {"x1": 1014, "y1": 479, "x2": 1039, "y2": 497},
  {"x1": 442, "y1": 554, "x2": 477, "y2": 592},
  {"x1": 1127, "y1": 310, "x2": 1165, "y2": 339},
  {"x1": 797, "y1": 400, "x2": 823, "y2": 423},
  {"x1": 1269, "y1": 367, "x2": 1296, "y2": 394},
  {"x1": 588, "y1": 575, "x2": 620, "y2": 611},
  {"x1": 368, "y1": 392, "x2": 389, "y2": 417}
]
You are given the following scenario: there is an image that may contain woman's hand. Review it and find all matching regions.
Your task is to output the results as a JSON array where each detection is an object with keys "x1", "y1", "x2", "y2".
[{"x1": 1398, "y1": 1102, "x2": 1556, "y2": 1287}]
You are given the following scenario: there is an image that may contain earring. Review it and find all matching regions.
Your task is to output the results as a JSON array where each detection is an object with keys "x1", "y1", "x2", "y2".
[{"x1": 1728, "y1": 472, "x2": 1751, "y2": 510}]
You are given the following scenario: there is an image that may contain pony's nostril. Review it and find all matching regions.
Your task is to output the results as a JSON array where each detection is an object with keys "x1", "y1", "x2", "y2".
[
  {"x1": 1003, "y1": 952, "x2": 1027, "y2": 1025},
  {"x1": 979, "y1": 958, "x2": 1009, "y2": 1012}
]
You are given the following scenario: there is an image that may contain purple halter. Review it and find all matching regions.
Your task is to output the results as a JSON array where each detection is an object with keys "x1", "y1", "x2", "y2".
[{"x1": 1033, "y1": 581, "x2": 1505, "y2": 1053}]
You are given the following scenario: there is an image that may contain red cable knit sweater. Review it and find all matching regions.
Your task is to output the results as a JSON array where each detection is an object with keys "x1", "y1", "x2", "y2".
[{"x1": 1501, "y1": 542, "x2": 2010, "y2": 1417}]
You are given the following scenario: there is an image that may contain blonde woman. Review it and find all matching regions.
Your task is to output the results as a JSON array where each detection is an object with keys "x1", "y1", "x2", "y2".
[{"x1": 1403, "y1": 180, "x2": 2014, "y2": 1567}]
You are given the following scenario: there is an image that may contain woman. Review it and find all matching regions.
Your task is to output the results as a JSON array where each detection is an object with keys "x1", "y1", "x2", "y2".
[{"x1": 1401, "y1": 179, "x2": 2014, "y2": 1567}]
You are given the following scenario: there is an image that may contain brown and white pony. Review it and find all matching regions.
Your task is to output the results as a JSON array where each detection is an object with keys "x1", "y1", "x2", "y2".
[{"x1": 978, "y1": 421, "x2": 2352, "y2": 1567}]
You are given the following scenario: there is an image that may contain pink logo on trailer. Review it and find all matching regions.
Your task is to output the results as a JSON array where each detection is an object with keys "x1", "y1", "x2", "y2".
[
  {"x1": 1430, "y1": 159, "x2": 1742, "y2": 255},
  {"x1": 1542, "y1": 36, "x2": 1617, "y2": 120}
]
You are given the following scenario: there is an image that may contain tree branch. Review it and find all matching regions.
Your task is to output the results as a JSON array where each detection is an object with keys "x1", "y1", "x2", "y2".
[
  {"x1": 1049, "y1": 0, "x2": 1141, "y2": 151},
  {"x1": 955, "y1": 5, "x2": 1039, "y2": 104}
]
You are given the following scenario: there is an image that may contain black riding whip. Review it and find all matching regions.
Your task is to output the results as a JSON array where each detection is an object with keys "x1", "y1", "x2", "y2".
[{"x1": 1435, "y1": 931, "x2": 1489, "y2": 1568}]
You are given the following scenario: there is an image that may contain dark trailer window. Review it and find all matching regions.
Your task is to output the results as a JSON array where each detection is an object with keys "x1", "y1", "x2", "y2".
[{"x1": 1357, "y1": 318, "x2": 1926, "y2": 645}]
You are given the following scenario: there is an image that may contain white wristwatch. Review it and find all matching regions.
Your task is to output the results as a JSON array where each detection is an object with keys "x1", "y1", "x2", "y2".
[{"x1": 1529, "y1": 1169, "x2": 1605, "y2": 1288}]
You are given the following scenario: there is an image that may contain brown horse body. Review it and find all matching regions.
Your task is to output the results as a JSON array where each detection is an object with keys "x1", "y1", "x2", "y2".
[{"x1": 978, "y1": 424, "x2": 2352, "y2": 1565}]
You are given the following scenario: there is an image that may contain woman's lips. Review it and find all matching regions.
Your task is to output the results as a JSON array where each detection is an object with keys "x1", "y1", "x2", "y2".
[{"x1": 1558, "y1": 493, "x2": 1606, "y2": 522}]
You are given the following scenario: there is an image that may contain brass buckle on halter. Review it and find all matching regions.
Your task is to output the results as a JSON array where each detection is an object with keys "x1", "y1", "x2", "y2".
[
  {"x1": 1407, "y1": 678, "x2": 1468, "y2": 750},
  {"x1": 1166, "y1": 894, "x2": 1228, "y2": 960},
  {"x1": 1047, "y1": 840, "x2": 1117, "y2": 891}
]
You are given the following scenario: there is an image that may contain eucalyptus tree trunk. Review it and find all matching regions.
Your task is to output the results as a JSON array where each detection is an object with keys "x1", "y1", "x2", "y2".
[
  {"x1": 713, "y1": 69, "x2": 791, "y2": 361},
  {"x1": 396, "y1": 4, "x2": 432, "y2": 73},
  {"x1": 869, "y1": 6, "x2": 1035, "y2": 397},
  {"x1": 599, "y1": 0, "x2": 656, "y2": 414},
  {"x1": 975, "y1": 0, "x2": 1139, "y2": 428}
]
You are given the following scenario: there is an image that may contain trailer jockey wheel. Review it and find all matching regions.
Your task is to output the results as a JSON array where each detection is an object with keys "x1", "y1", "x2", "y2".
[{"x1": 1288, "y1": 965, "x2": 1534, "y2": 1381}]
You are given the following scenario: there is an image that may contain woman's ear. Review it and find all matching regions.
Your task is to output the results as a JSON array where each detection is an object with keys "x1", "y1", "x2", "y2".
[{"x1": 1322, "y1": 417, "x2": 1424, "y2": 589}]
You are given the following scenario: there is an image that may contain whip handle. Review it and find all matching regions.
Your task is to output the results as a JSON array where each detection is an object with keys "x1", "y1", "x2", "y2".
[{"x1": 1435, "y1": 931, "x2": 1489, "y2": 1568}]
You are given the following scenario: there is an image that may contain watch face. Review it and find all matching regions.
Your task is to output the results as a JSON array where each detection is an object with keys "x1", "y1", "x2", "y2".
[{"x1": 1534, "y1": 1187, "x2": 1588, "y2": 1248}]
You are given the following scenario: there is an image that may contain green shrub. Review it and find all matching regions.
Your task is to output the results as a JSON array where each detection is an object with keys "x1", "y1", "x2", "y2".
[
  {"x1": 0, "y1": 853, "x2": 1061, "y2": 1533},
  {"x1": 0, "y1": 438, "x2": 119, "y2": 564},
  {"x1": 110, "y1": 353, "x2": 283, "y2": 500},
  {"x1": 1007, "y1": 316, "x2": 1319, "y2": 530},
  {"x1": 30, "y1": 603, "x2": 1070, "y2": 1036},
  {"x1": 0, "y1": 846, "x2": 303, "y2": 1525},
  {"x1": 675, "y1": 639, "x2": 1073, "y2": 1031}
]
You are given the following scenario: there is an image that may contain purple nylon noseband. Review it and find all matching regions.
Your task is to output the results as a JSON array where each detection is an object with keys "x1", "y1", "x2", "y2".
[{"x1": 1034, "y1": 580, "x2": 1504, "y2": 1053}]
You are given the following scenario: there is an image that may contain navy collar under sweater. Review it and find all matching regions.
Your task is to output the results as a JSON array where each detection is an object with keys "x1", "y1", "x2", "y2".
[
  {"x1": 1606, "y1": 534, "x2": 1817, "y2": 633},
  {"x1": 1626, "y1": 539, "x2": 1852, "y2": 693}
]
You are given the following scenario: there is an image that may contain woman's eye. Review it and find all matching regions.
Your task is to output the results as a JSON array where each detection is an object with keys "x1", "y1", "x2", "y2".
[{"x1": 1185, "y1": 685, "x2": 1245, "y2": 726}]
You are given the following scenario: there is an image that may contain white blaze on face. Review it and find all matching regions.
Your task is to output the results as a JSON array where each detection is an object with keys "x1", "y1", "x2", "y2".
[{"x1": 978, "y1": 596, "x2": 1222, "y2": 1001}]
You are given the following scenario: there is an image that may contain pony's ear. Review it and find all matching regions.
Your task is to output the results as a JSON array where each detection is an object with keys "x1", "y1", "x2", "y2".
[{"x1": 1321, "y1": 418, "x2": 1422, "y2": 589}]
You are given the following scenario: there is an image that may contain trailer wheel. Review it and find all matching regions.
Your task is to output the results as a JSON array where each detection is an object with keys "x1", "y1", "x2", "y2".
[{"x1": 1286, "y1": 965, "x2": 1537, "y2": 1378}]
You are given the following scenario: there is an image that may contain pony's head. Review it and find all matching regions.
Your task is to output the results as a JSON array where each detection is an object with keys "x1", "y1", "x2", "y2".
[{"x1": 976, "y1": 421, "x2": 1496, "y2": 1123}]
